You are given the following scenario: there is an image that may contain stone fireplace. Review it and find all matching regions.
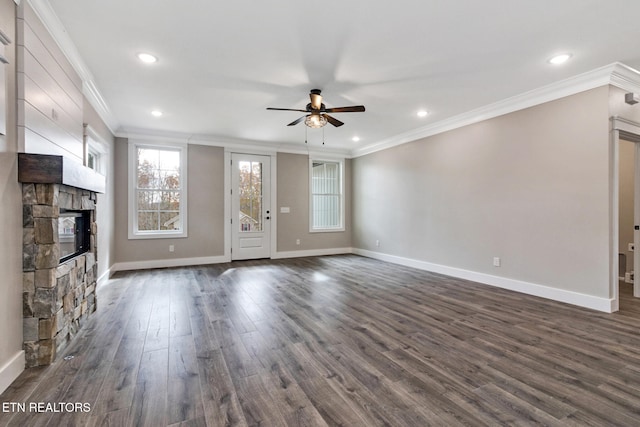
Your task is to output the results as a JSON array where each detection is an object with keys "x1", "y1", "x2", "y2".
[{"x1": 18, "y1": 153, "x2": 105, "y2": 367}]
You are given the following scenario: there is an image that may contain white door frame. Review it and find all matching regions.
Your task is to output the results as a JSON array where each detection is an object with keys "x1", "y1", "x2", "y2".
[
  {"x1": 611, "y1": 116, "x2": 640, "y2": 311},
  {"x1": 224, "y1": 149, "x2": 277, "y2": 261}
]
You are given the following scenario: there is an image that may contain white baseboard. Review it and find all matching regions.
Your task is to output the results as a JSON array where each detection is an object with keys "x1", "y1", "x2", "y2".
[
  {"x1": 111, "y1": 255, "x2": 231, "y2": 273},
  {"x1": 97, "y1": 268, "x2": 112, "y2": 286},
  {"x1": 110, "y1": 248, "x2": 354, "y2": 275},
  {"x1": 353, "y1": 248, "x2": 615, "y2": 313},
  {"x1": 0, "y1": 351, "x2": 24, "y2": 395},
  {"x1": 272, "y1": 247, "x2": 353, "y2": 259}
]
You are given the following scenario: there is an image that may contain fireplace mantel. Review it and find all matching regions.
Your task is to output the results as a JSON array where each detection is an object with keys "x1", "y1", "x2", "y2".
[{"x1": 18, "y1": 153, "x2": 106, "y2": 194}]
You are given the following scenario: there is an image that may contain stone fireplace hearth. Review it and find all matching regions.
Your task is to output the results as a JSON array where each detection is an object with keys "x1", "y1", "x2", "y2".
[{"x1": 18, "y1": 153, "x2": 105, "y2": 367}]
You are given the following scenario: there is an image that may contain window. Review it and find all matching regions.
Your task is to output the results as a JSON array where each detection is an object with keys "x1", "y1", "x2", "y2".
[
  {"x1": 87, "y1": 149, "x2": 100, "y2": 172},
  {"x1": 310, "y1": 159, "x2": 344, "y2": 232},
  {"x1": 128, "y1": 141, "x2": 187, "y2": 239},
  {"x1": 84, "y1": 125, "x2": 107, "y2": 174}
]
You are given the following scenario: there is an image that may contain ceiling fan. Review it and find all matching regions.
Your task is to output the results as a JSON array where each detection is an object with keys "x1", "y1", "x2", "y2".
[{"x1": 267, "y1": 89, "x2": 365, "y2": 128}]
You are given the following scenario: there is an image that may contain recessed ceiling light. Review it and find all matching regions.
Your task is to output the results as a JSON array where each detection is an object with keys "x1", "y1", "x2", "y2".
[
  {"x1": 137, "y1": 53, "x2": 158, "y2": 64},
  {"x1": 151, "y1": 110, "x2": 163, "y2": 117},
  {"x1": 352, "y1": 136, "x2": 360, "y2": 142},
  {"x1": 417, "y1": 110, "x2": 429, "y2": 117},
  {"x1": 548, "y1": 53, "x2": 572, "y2": 65}
]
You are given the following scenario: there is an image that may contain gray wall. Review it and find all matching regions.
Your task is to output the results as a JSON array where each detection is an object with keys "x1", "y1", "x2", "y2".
[
  {"x1": 83, "y1": 98, "x2": 115, "y2": 281},
  {"x1": 113, "y1": 139, "x2": 225, "y2": 263},
  {"x1": 277, "y1": 153, "x2": 352, "y2": 252},
  {"x1": 113, "y1": 148, "x2": 352, "y2": 264},
  {"x1": 0, "y1": 0, "x2": 24, "y2": 393},
  {"x1": 352, "y1": 87, "x2": 611, "y2": 298}
]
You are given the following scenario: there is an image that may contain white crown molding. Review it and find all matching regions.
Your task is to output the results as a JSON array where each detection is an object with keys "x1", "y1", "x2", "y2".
[
  {"x1": 27, "y1": 0, "x2": 120, "y2": 134},
  {"x1": 352, "y1": 62, "x2": 640, "y2": 158},
  {"x1": 116, "y1": 127, "x2": 353, "y2": 157},
  {"x1": 610, "y1": 62, "x2": 640, "y2": 93},
  {"x1": 23, "y1": 1, "x2": 640, "y2": 161}
]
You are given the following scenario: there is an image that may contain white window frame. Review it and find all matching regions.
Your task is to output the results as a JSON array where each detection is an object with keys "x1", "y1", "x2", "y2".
[
  {"x1": 84, "y1": 125, "x2": 107, "y2": 174},
  {"x1": 128, "y1": 140, "x2": 188, "y2": 239},
  {"x1": 309, "y1": 158, "x2": 345, "y2": 232}
]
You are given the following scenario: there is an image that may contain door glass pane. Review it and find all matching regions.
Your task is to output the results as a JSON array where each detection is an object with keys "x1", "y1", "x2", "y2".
[{"x1": 238, "y1": 161, "x2": 263, "y2": 232}]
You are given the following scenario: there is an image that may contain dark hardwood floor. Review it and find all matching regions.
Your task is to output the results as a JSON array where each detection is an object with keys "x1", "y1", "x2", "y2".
[{"x1": 2, "y1": 255, "x2": 640, "y2": 426}]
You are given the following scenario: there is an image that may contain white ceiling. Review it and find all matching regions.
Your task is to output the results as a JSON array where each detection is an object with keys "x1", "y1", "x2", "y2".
[{"x1": 44, "y1": 0, "x2": 640, "y2": 153}]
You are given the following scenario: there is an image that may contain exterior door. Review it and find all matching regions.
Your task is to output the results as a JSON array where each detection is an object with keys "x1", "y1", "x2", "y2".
[{"x1": 231, "y1": 153, "x2": 271, "y2": 260}]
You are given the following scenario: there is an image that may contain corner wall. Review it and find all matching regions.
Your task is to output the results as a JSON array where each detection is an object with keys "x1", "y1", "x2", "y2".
[
  {"x1": 352, "y1": 87, "x2": 612, "y2": 309},
  {"x1": 112, "y1": 139, "x2": 226, "y2": 269},
  {"x1": 83, "y1": 98, "x2": 115, "y2": 282},
  {"x1": 0, "y1": 0, "x2": 25, "y2": 394},
  {"x1": 276, "y1": 153, "x2": 352, "y2": 254}
]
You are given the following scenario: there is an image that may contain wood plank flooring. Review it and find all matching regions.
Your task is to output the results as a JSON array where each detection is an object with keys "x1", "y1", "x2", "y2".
[{"x1": 2, "y1": 254, "x2": 640, "y2": 426}]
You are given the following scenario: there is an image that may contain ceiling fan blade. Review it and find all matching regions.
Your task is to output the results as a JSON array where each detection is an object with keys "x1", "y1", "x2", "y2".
[
  {"x1": 323, "y1": 114, "x2": 344, "y2": 127},
  {"x1": 267, "y1": 107, "x2": 307, "y2": 112},
  {"x1": 287, "y1": 115, "x2": 307, "y2": 126},
  {"x1": 324, "y1": 105, "x2": 366, "y2": 113},
  {"x1": 310, "y1": 89, "x2": 322, "y2": 110}
]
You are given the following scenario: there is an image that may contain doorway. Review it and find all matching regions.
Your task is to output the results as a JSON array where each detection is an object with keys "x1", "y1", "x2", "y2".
[
  {"x1": 231, "y1": 153, "x2": 271, "y2": 260},
  {"x1": 612, "y1": 117, "x2": 640, "y2": 310},
  {"x1": 619, "y1": 138, "x2": 636, "y2": 297}
]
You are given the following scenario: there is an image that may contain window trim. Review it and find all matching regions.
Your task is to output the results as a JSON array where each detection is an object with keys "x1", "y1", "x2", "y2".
[
  {"x1": 128, "y1": 140, "x2": 188, "y2": 239},
  {"x1": 309, "y1": 158, "x2": 345, "y2": 233},
  {"x1": 84, "y1": 124, "x2": 107, "y2": 174}
]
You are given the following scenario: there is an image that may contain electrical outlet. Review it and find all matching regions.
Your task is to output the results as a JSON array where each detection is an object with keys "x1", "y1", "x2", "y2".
[
  {"x1": 629, "y1": 243, "x2": 635, "y2": 252},
  {"x1": 376, "y1": 240, "x2": 380, "y2": 247},
  {"x1": 296, "y1": 239, "x2": 300, "y2": 245},
  {"x1": 493, "y1": 257, "x2": 501, "y2": 267},
  {"x1": 169, "y1": 244, "x2": 175, "y2": 252}
]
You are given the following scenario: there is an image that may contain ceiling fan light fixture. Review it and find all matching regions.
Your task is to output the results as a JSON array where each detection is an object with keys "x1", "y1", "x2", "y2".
[{"x1": 305, "y1": 114, "x2": 327, "y2": 128}]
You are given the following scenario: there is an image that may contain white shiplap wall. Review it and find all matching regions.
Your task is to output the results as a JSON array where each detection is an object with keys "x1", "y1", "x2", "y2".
[{"x1": 16, "y1": 2, "x2": 83, "y2": 162}]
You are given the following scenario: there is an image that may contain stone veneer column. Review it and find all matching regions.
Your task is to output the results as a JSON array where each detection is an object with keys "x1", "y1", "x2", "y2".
[{"x1": 22, "y1": 183, "x2": 98, "y2": 367}]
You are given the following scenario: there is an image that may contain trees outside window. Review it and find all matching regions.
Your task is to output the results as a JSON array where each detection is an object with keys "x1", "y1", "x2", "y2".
[{"x1": 128, "y1": 142, "x2": 187, "y2": 239}]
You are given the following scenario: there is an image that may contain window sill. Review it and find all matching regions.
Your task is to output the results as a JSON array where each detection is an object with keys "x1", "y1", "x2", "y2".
[
  {"x1": 128, "y1": 230, "x2": 188, "y2": 240},
  {"x1": 309, "y1": 227, "x2": 345, "y2": 233}
]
